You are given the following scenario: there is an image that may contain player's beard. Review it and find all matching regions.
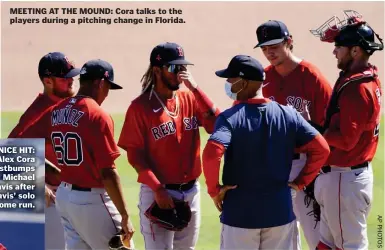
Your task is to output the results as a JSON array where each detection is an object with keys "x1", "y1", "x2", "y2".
[
  {"x1": 337, "y1": 56, "x2": 353, "y2": 72},
  {"x1": 53, "y1": 87, "x2": 75, "y2": 98},
  {"x1": 161, "y1": 72, "x2": 180, "y2": 91}
]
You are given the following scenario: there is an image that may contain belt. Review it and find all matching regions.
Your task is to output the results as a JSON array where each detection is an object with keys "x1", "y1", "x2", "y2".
[
  {"x1": 165, "y1": 179, "x2": 196, "y2": 191},
  {"x1": 64, "y1": 182, "x2": 92, "y2": 192},
  {"x1": 322, "y1": 162, "x2": 369, "y2": 173},
  {"x1": 293, "y1": 153, "x2": 300, "y2": 160}
]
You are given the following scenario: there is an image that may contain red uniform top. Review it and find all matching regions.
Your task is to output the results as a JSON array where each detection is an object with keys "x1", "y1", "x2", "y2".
[
  {"x1": 324, "y1": 65, "x2": 382, "y2": 167},
  {"x1": 19, "y1": 96, "x2": 120, "y2": 188},
  {"x1": 8, "y1": 94, "x2": 61, "y2": 186},
  {"x1": 118, "y1": 88, "x2": 218, "y2": 191},
  {"x1": 263, "y1": 60, "x2": 332, "y2": 126}
]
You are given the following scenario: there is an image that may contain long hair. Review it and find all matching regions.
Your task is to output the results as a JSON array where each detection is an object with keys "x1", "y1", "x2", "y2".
[{"x1": 141, "y1": 64, "x2": 154, "y2": 94}]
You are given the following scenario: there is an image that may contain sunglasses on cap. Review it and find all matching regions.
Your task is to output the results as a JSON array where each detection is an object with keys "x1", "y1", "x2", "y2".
[{"x1": 164, "y1": 65, "x2": 187, "y2": 74}]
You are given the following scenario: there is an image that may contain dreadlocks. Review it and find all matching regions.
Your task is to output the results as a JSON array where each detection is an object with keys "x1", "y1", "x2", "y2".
[{"x1": 141, "y1": 64, "x2": 154, "y2": 94}]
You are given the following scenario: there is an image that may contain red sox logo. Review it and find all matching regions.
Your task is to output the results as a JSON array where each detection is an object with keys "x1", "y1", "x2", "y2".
[
  {"x1": 64, "y1": 56, "x2": 74, "y2": 69},
  {"x1": 104, "y1": 71, "x2": 109, "y2": 78},
  {"x1": 156, "y1": 54, "x2": 161, "y2": 61},
  {"x1": 286, "y1": 96, "x2": 311, "y2": 112},
  {"x1": 176, "y1": 47, "x2": 184, "y2": 56},
  {"x1": 151, "y1": 116, "x2": 198, "y2": 140}
]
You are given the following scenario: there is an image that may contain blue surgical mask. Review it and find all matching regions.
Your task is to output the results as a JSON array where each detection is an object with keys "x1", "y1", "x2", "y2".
[{"x1": 224, "y1": 79, "x2": 243, "y2": 100}]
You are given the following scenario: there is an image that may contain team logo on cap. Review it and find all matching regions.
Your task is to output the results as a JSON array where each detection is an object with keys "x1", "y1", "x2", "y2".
[
  {"x1": 177, "y1": 47, "x2": 184, "y2": 56},
  {"x1": 104, "y1": 71, "x2": 109, "y2": 78},
  {"x1": 156, "y1": 54, "x2": 161, "y2": 61},
  {"x1": 239, "y1": 72, "x2": 244, "y2": 76},
  {"x1": 64, "y1": 56, "x2": 74, "y2": 70}
]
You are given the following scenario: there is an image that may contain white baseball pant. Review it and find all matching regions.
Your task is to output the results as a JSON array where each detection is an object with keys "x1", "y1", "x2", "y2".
[
  {"x1": 220, "y1": 220, "x2": 298, "y2": 249},
  {"x1": 138, "y1": 182, "x2": 200, "y2": 250},
  {"x1": 314, "y1": 164, "x2": 373, "y2": 250},
  {"x1": 45, "y1": 197, "x2": 65, "y2": 250},
  {"x1": 55, "y1": 182, "x2": 135, "y2": 250},
  {"x1": 289, "y1": 153, "x2": 321, "y2": 250}
]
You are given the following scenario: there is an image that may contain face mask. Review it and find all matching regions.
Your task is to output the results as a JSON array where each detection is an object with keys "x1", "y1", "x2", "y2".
[{"x1": 224, "y1": 79, "x2": 243, "y2": 100}]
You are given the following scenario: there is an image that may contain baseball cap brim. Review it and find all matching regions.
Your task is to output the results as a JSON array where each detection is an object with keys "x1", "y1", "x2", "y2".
[
  {"x1": 215, "y1": 69, "x2": 235, "y2": 78},
  {"x1": 64, "y1": 68, "x2": 81, "y2": 78},
  {"x1": 168, "y1": 59, "x2": 194, "y2": 65},
  {"x1": 253, "y1": 38, "x2": 285, "y2": 48},
  {"x1": 108, "y1": 81, "x2": 123, "y2": 90}
]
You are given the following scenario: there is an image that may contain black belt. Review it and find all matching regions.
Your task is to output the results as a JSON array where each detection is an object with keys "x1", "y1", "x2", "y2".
[
  {"x1": 165, "y1": 179, "x2": 196, "y2": 191},
  {"x1": 322, "y1": 162, "x2": 369, "y2": 173},
  {"x1": 293, "y1": 153, "x2": 300, "y2": 160},
  {"x1": 64, "y1": 183, "x2": 92, "y2": 192}
]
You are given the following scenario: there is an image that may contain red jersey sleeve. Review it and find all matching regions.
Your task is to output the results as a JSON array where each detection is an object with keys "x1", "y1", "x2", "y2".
[
  {"x1": 18, "y1": 107, "x2": 53, "y2": 139},
  {"x1": 324, "y1": 83, "x2": 372, "y2": 151},
  {"x1": 91, "y1": 111, "x2": 120, "y2": 169},
  {"x1": 191, "y1": 87, "x2": 220, "y2": 134},
  {"x1": 118, "y1": 102, "x2": 145, "y2": 151},
  {"x1": 294, "y1": 134, "x2": 330, "y2": 189},
  {"x1": 118, "y1": 102, "x2": 163, "y2": 191},
  {"x1": 202, "y1": 140, "x2": 225, "y2": 197},
  {"x1": 310, "y1": 72, "x2": 332, "y2": 127}
]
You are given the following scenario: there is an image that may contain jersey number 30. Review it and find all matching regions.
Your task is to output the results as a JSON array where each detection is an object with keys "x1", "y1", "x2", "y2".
[{"x1": 51, "y1": 132, "x2": 84, "y2": 166}]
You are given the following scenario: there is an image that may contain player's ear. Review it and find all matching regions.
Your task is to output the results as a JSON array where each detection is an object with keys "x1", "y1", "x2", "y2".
[
  {"x1": 285, "y1": 37, "x2": 293, "y2": 47},
  {"x1": 42, "y1": 77, "x2": 54, "y2": 89},
  {"x1": 153, "y1": 66, "x2": 161, "y2": 76},
  {"x1": 241, "y1": 79, "x2": 249, "y2": 89}
]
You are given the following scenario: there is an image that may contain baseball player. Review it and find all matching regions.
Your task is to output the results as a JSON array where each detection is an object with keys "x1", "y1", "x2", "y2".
[
  {"x1": 8, "y1": 52, "x2": 80, "y2": 250},
  {"x1": 202, "y1": 54, "x2": 330, "y2": 249},
  {"x1": 17, "y1": 59, "x2": 136, "y2": 249},
  {"x1": 310, "y1": 11, "x2": 383, "y2": 250},
  {"x1": 254, "y1": 20, "x2": 332, "y2": 249},
  {"x1": 118, "y1": 42, "x2": 220, "y2": 250}
]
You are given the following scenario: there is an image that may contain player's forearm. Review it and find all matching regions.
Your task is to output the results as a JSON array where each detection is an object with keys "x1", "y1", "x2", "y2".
[
  {"x1": 192, "y1": 87, "x2": 220, "y2": 133},
  {"x1": 126, "y1": 149, "x2": 163, "y2": 192},
  {"x1": 101, "y1": 168, "x2": 130, "y2": 217},
  {"x1": 202, "y1": 140, "x2": 225, "y2": 197},
  {"x1": 294, "y1": 135, "x2": 330, "y2": 189},
  {"x1": 324, "y1": 128, "x2": 361, "y2": 151}
]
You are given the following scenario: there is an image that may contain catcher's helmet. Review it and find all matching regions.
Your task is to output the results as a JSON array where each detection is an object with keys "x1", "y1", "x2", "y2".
[{"x1": 334, "y1": 23, "x2": 383, "y2": 54}]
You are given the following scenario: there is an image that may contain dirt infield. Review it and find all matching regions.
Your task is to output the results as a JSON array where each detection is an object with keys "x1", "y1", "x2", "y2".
[{"x1": 1, "y1": 1, "x2": 384, "y2": 113}]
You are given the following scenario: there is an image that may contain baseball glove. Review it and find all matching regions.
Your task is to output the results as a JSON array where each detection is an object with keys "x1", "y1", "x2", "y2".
[
  {"x1": 108, "y1": 230, "x2": 134, "y2": 250},
  {"x1": 304, "y1": 176, "x2": 321, "y2": 228},
  {"x1": 144, "y1": 198, "x2": 192, "y2": 231}
]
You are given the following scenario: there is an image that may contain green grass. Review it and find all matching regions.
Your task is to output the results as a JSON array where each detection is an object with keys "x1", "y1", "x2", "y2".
[{"x1": 1, "y1": 112, "x2": 384, "y2": 250}]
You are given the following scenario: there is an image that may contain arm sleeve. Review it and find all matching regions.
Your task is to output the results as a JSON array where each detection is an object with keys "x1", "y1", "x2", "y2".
[
  {"x1": 295, "y1": 111, "x2": 319, "y2": 148},
  {"x1": 17, "y1": 107, "x2": 52, "y2": 139},
  {"x1": 294, "y1": 134, "x2": 330, "y2": 189},
  {"x1": 202, "y1": 140, "x2": 226, "y2": 197},
  {"x1": 324, "y1": 85, "x2": 370, "y2": 151},
  {"x1": 207, "y1": 115, "x2": 232, "y2": 149},
  {"x1": 92, "y1": 113, "x2": 120, "y2": 169},
  {"x1": 117, "y1": 103, "x2": 163, "y2": 192},
  {"x1": 192, "y1": 87, "x2": 221, "y2": 134},
  {"x1": 310, "y1": 73, "x2": 332, "y2": 127}
]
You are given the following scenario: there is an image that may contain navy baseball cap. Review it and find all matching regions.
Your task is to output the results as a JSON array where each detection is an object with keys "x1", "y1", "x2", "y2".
[
  {"x1": 215, "y1": 55, "x2": 265, "y2": 81},
  {"x1": 254, "y1": 20, "x2": 291, "y2": 48},
  {"x1": 79, "y1": 59, "x2": 122, "y2": 90},
  {"x1": 150, "y1": 42, "x2": 193, "y2": 67},
  {"x1": 38, "y1": 52, "x2": 80, "y2": 78}
]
